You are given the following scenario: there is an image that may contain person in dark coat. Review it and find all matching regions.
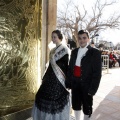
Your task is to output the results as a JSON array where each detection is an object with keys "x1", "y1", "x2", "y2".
[{"x1": 66, "y1": 30, "x2": 102, "y2": 120}]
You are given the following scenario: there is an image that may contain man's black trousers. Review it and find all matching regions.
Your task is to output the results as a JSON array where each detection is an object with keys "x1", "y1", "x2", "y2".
[{"x1": 72, "y1": 83, "x2": 93, "y2": 116}]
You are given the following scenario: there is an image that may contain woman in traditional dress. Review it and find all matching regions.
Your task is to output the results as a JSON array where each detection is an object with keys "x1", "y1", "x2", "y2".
[{"x1": 32, "y1": 30, "x2": 70, "y2": 120}]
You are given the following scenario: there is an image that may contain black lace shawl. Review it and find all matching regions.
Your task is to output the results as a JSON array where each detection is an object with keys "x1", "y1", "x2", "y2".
[{"x1": 35, "y1": 54, "x2": 69, "y2": 114}]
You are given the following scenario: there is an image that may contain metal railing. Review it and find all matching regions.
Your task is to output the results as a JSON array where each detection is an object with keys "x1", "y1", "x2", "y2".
[{"x1": 101, "y1": 55, "x2": 109, "y2": 73}]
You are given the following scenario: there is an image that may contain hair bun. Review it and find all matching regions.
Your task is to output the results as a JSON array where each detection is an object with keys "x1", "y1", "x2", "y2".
[{"x1": 52, "y1": 30, "x2": 63, "y2": 40}]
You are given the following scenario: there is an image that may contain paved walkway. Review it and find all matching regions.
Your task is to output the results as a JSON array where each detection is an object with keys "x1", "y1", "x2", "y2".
[{"x1": 76, "y1": 67, "x2": 120, "y2": 120}]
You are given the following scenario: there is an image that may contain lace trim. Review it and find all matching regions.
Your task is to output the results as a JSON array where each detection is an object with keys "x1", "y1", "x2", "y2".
[{"x1": 35, "y1": 93, "x2": 69, "y2": 114}]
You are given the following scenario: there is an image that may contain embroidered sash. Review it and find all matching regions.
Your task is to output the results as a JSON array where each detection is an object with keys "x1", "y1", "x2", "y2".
[{"x1": 50, "y1": 44, "x2": 70, "y2": 88}]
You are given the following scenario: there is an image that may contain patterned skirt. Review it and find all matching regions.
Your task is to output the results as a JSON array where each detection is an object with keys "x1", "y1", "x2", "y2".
[
  {"x1": 32, "y1": 99, "x2": 71, "y2": 120},
  {"x1": 32, "y1": 65, "x2": 71, "y2": 120}
]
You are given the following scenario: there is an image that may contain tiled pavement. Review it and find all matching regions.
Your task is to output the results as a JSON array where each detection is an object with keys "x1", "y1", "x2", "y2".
[
  {"x1": 27, "y1": 67, "x2": 120, "y2": 120},
  {"x1": 90, "y1": 67, "x2": 120, "y2": 120}
]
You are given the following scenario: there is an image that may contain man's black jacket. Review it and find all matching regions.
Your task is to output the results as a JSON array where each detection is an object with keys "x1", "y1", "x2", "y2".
[{"x1": 66, "y1": 45, "x2": 102, "y2": 95}]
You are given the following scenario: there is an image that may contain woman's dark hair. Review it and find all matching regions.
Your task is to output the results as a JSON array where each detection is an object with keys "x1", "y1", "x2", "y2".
[
  {"x1": 78, "y1": 30, "x2": 90, "y2": 38},
  {"x1": 52, "y1": 30, "x2": 63, "y2": 40}
]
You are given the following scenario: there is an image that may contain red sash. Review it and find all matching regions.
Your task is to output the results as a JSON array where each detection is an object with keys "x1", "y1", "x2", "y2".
[{"x1": 73, "y1": 66, "x2": 81, "y2": 77}]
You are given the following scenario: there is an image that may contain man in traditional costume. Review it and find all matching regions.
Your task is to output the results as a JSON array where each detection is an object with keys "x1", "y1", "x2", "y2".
[{"x1": 66, "y1": 30, "x2": 102, "y2": 120}]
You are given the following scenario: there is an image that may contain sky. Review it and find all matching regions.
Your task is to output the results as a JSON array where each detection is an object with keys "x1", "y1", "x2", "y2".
[{"x1": 57, "y1": 0, "x2": 120, "y2": 45}]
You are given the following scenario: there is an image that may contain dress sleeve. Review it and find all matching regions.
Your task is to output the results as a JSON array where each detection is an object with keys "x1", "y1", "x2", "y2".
[
  {"x1": 56, "y1": 54, "x2": 69, "y2": 76},
  {"x1": 65, "y1": 50, "x2": 74, "y2": 89}
]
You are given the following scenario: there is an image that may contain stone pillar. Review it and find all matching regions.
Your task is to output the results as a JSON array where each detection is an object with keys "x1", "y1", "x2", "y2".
[
  {"x1": 41, "y1": 0, "x2": 57, "y2": 75},
  {"x1": 47, "y1": 0, "x2": 57, "y2": 51}
]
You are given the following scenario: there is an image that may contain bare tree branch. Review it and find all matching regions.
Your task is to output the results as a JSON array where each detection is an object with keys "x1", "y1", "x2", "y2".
[{"x1": 57, "y1": 0, "x2": 120, "y2": 44}]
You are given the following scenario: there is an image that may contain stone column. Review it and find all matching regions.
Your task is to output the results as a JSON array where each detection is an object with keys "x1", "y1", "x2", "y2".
[
  {"x1": 41, "y1": 0, "x2": 57, "y2": 75},
  {"x1": 46, "y1": 0, "x2": 57, "y2": 50}
]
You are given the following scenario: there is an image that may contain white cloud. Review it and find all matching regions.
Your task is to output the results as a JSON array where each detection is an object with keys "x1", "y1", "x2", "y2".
[{"x1": 100, "y1": 29, "x2": 120, "y2": 45}]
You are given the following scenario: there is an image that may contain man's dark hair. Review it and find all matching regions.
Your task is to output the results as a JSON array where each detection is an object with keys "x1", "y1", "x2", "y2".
[{"x1": 78, "y1": 30, "x2": 90, "y2": 38}]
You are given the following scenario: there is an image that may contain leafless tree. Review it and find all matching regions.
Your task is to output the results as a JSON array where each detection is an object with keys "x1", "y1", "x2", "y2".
[{"x1": 57, "y1": 0, "x2": 120, "y2": 44}]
